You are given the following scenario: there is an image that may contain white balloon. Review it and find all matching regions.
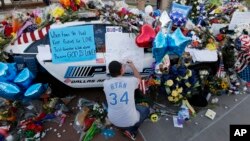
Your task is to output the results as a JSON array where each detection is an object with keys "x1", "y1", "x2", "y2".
[
  {"x1": 159, "y1": 11, "x2": 171, "y2": 27},
  {"x1": 145, "y1": 5, "x2": 153, "y2": 15}
]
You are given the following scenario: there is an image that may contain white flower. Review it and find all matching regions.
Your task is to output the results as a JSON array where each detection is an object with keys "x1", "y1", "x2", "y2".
[
  {"x1": 198, "y1": 0, "x2": 203, "y2": 3},
  {"x1": 93, "y1": 104, "x2": 100, "y2": 110},
  {"x1": 180, "y1": 0, "x2": 186, "y2": 5},
  {"x1": 99, "y1": 108, "x2": 104, "y2": 114}
]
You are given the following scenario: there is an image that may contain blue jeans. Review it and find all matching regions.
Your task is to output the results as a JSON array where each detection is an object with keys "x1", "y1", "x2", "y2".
[{"x1": 120, "y1": 105, "x2": 150, "y2": 135}]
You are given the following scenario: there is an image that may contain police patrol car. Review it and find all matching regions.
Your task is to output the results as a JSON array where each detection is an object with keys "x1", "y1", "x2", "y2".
[{"x1": 3, "y1": 20, "x2": 155, "y2": 88}]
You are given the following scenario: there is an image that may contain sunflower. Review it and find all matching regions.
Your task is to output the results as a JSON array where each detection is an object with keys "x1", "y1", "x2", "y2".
[{"x1": 221, "y1": 81, "x2": 228, "y2": 89}]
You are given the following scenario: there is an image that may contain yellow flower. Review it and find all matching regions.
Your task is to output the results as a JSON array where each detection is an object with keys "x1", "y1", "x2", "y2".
[
  {"x1": 185, "y1": 82, "x2": 191, "y2": 88},
  {"x1": 11, "y1": 33, "x2": 16, "y2": 38},
  {"x1": 177, "y1": 87, "x2": 183, "y2": 93},
  {"x1": 51, "y1": 7, "x2": 65, "y2": 18},
  {"x1": 214, "y1": 8, "x2": 222, "y2": 14},
  {"x1": 206, "y1": 43, "x2": 217, "y2": 51},
  {"x1": 35, "y1": 17, "x2": 42, "y2": 25},
  {"x1": 221, "y1": 81, "x2": 228, "y2": 89},
  {"x1": 168, "y1": 96, "x2": 174, "y2": 102},
  {"x1": 179, "y1": 94, "x2": 183, "y2": 99},
  {"x1": 176, "y1": 77, "x2": 180, "y2": 81},
  {"x1": 187, "y1": 69, "x2": 192, "y2": 77},
  {"x1": 173, "y1": 97, "x2": 179, "y2": 103},
  {"x1": 171, "y1": 90, "x2": 179, "y2": 97},
  {"x1": 166, "y1": 80, "x2": 173, "y2": 86},
  {"x1": 75, "y1": 0, "x2": 81, "y2": 5},
  {"x1": 182, "y1": 75, "x2": 189, "y2": 80}
]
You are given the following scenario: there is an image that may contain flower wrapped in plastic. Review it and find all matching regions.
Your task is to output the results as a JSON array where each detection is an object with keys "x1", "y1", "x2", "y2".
[
  {"x1": 89, "y1": 103, "x2": 107, "y2": 123},
  {"x1": 206, "y1": 76, "x2": 230, "y2": 95}
]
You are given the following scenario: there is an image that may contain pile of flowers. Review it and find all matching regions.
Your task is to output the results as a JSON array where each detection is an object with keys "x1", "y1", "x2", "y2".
[
  {"x1": 206, "y1": 76, "x2": 230, "y2": 95},
  {"x1": 162, "y1": 65, "x2": 199, "y2": 104}
]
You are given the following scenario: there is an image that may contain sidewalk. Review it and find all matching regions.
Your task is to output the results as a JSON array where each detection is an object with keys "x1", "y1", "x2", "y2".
[{"x1": 139, "y1": 93, "x2": 250, "y2": 141}]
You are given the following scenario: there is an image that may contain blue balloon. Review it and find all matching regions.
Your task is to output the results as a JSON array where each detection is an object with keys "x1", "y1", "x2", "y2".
[
  {"x1": 171, "y1": 2, "x2": 192, "y2": 17},
  {"x1": 170, "y1": 11, "x2": 187, "y2": 27},
  {"x1": 7, "y1": 63, "x2": 17, "y2": 82},
  {"x1": 0, "y1": 62, "x2": 17, "y2": 82},
  {"x1": 24, "y1": 83, "x2": 48, "y2": 99},
  {"x1": 153, "y1": 9, "x2": 161, "y2": 17},
  {"x1": 0, "y1": 82, "x2": 21, "y2": 100},
  {"x1": 14, "y1": 68, "x2": 34, "y2": 89},
  {"x1": 153, "y1": 31, "x2": 168, "y2": 63},
  {"x1": 167, "y1": 28, "x2": 191, "y2": 56},
  {"x1": 0, "y1": 62, "x2": 8, "y2": 81}
]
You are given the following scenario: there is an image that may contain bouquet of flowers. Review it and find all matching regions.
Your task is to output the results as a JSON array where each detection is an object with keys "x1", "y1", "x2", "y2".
[
  {"x1": 89, "y1": 103, "x2": 107, "y2": 123},
  {"x1": 162, "y1": 65, "x2": 199, "y2": 104},
  {"x1": 206, "y1": 76, "x2": 229, "y2": 95}
]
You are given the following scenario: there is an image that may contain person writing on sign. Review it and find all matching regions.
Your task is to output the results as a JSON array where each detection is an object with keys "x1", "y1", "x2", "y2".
[{"x1": 103, "y1": 60, "x2": 150, "y2": 141}]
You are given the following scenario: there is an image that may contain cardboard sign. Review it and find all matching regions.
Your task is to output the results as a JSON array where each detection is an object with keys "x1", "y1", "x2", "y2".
[
  {"x1": 49, "y1": 25, "x2": 96, "y2": 63},
  {"x1": 229, "y1": 12, "x2": 250, "y2": 30}
]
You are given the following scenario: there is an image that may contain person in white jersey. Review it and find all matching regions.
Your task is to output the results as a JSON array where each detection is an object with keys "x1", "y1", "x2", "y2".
[{"x1": 103, "y1": 60, "x2": 150, "y2": 140}]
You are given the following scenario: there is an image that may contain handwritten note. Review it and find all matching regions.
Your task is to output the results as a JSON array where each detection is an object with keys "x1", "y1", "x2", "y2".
[
  {"x1": 49, "y1": 25, "x2": 96, "y2": 63},
  {"x1": 229, "y1": 12, "x2": 250, "y2": 30},
  {"x1": 105, "y1": 33, "x2": 144, "y2": 73}
]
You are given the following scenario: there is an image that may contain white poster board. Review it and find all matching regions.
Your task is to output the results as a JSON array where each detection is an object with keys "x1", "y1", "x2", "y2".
[
  {"x1": 229, "y1": 12, "x2": 250, "y2": 30},
  {"x1": 105, "y1": 33, "x2": 144, "y2": 73}
]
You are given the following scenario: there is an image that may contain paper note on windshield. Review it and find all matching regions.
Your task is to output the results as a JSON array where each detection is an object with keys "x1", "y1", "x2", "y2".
[
  {"x1": 229, "y1": 12, "x2": 250, "y2": 30},
  {"x1": 105, "y1": 33, "x2": 144, "y2": 73}
]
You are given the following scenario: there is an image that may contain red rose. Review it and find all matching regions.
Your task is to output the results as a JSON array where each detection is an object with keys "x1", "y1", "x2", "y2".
[
  {"x1": 4, "y1": 25, "x2": 13, "y2": 37},
  {"x1": 216, "y1": 34, "x2": 224, "y2": 41}
]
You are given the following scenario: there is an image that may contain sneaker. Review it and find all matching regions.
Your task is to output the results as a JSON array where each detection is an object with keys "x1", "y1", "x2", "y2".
[{"x1": 123, "y1": 130, "x2": 136, "y2": 141}]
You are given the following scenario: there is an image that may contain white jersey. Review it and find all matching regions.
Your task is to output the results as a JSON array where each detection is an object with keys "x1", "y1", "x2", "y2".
[{"x1": 103, "y1": 76, "x2": 140, "y2": 127}]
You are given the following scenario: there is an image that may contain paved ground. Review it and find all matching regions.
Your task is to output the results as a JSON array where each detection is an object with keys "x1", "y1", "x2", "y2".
[{"x1": 38, "y1": 86, "x2": 250, "y2": 141}]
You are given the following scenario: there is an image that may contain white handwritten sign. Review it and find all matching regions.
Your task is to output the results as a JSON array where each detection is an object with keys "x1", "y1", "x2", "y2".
[
  {"x1": 229, "y1": 12, "x2": 250, "y2": 30},
  {"x1": 49, "y1": 25, "x2": 96, "y2": 63},
  {"x1": 105, "y1": 33, "x2": 144, "y2": 73}
]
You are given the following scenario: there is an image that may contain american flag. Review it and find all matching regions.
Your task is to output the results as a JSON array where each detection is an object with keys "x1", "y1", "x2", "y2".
[
  {"x1": 12, "y1": 25, "x2": 50, "y2": 45},
  {"x1": 216, "y1": 52, "x2": 225, "y2": 78}
]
